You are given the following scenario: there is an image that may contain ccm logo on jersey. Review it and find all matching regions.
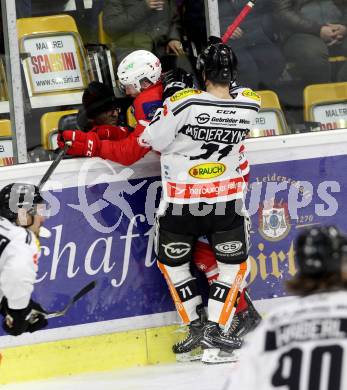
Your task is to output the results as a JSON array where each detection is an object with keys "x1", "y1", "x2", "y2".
[
  {"x1": 215, "y1": 241, "x2": 243, "y2": 254},
  {"x1": 189, "y1": 163, "x2": 226, "y2": 179},
  {"x1": 242, "y1": 89, "x2": 260, "y2": 101},
  {"x1": 162, "y1": 242, "x2": 191, "y2": 259},
  {"x1": 170, "y1": 89, "x2": 202, "y2": 102}
]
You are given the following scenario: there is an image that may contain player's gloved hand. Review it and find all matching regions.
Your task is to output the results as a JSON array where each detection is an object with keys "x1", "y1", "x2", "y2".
[
  {"x1": 25, "y1": 300, "x2": 49, "y2": 333},
  {"x1": 133, "y1": 119, "x2": 151, "y2": 138},
  {"x1": 93, "y1": 125, "x2": 128, "y2": 141},
  {"x1": 57, "y1": 130, "x2": 101, "y2": 157},
  {"x1": 1, "y1": 298, "x2": 48, "y2": 336},
  {"x1": 162, "y1": 68, "x2": 194, "y2": 101}
]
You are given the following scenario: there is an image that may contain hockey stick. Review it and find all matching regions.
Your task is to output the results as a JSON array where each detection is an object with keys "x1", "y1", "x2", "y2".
[
  {"x1": 29, "y1": 280, "x2": 97, "y2": 321},
  {"x1": 222, "y1": 0, "x2": 257, "y2": 43},
  {"x1": 38, "y1": 141, "x2": 72, "y2": 191}
]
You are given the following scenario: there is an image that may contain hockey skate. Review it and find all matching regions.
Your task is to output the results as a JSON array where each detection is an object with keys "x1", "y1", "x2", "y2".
[
  {"x1": 173, "y1": 305, "x2": 206, "y2": 362},
  {"x1": 229, "y1": 290, "x2": 262, "y2": 338},
  {"x1": 201, "y1": 321, "x2": 242, "y2": 364}
]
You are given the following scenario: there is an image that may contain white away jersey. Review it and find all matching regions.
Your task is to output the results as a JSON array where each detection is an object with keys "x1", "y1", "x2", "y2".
[
  {"x1": 139, "y1": 87, "x2": 260, "y2": 204},
  {"x1": 228, "y1": 291, "x2": 347, "y2": 390},
  {"x1": 0, "y1": 217, "x2": 39, "y2": 309}
]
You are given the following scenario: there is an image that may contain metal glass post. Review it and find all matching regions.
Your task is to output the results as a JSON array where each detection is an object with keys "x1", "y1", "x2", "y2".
[
  {"x1": 205, "y1": 0, "x2": 221, "y2": 38},
  {"x1": 1, "y1": 0, "x2": 28, "y2": 164}
]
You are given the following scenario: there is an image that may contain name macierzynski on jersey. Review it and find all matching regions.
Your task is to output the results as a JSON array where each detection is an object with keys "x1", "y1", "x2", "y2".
[
  {"x1": 179, "y1": 125, "x2": 248, "y2": 145},
  {"x1": 265, "y1": 318, "x2": 347, "y2": 350}
]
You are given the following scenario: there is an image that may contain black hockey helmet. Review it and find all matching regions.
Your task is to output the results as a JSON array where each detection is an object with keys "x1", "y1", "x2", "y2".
[
  {"x1": 196, "y1": 36, "x2": 238, "y2": 84},
  {"x1": 0, "y1": 183, "x2": 43, "y2": 223},
  {"x1": 296, "y1": 226, "x2": 347, "y2": 276}
]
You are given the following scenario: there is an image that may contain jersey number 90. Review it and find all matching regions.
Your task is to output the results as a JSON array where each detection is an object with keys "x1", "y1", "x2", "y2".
[{"x1": 272, "y1": 345, "x2": 343, "y2": 390}]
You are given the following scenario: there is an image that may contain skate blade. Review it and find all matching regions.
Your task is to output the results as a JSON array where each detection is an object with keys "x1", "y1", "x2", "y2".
[
  {"x1": 176, "y1": 347, "x2": 202, "y2": 362},
  {"x1": 202, "y1": 348, "x2": 239, "y2": 364}
]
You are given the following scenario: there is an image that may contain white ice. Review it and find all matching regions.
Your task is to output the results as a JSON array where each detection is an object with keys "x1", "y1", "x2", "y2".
[{"x1": 1, "y1": 362, "x2": 235, "y2": 390}]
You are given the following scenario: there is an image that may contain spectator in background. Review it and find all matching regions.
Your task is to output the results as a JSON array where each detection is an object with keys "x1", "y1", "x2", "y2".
[
  {"x1": 55, "y1": 81, "x2": 129, "y2": 159},
  {"x1": 73, "y1": 81, "x2": 131, "y2": 142},
  {"x1": 29, "y1": 81, "x2": 130, "y2": 162},
  {"x1": 15, "y1": 1, "x2": 103, "y2": 43},
  {"x1": 219, "y1": 0, "x2": 286, "y2": 90},
  {"x1": 15, "y1": 0, "x2": 71, "y2": 18},
  {"x1": 102, "y1": 0, "x2": 191, "y2": 72},
  {"x1": 273, "y1": 0, "x2": 347, "y2": 85},
  {"x1": 178, "y1": 0, "x2": 207, "y2": 86},
  {"x1": 0, "y1": 6, "x2": 4, "y2": 55},
  {"x1": 15, "y1": 0, "x2": 32, "y2": 18},
  {"x1": 178, "y1": 0, "x2": 207, "y2": 55}
]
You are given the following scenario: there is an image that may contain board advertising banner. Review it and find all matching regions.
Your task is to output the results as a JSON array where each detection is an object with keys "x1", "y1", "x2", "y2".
[{"x1": 1, "y1": 154, "x2": 346, "y2": 336}]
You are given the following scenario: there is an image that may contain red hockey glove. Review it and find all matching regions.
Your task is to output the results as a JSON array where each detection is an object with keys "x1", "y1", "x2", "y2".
[
  {"x1": 57, "y1": 130, "x2": 101, "y2": 157},
  {"x1": 133, "y1": 119, "x2": 150, "y2": 137}
]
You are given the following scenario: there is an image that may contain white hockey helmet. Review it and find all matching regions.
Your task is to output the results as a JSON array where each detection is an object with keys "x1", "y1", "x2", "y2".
[{"x1": 117, "y1": 50, "x2": 162, "y2": 93}]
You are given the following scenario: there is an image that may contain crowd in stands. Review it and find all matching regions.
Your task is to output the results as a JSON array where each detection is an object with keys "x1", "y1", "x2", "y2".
[{"x1": 0, "y1": 0, "x2": 346, "y2": 163}]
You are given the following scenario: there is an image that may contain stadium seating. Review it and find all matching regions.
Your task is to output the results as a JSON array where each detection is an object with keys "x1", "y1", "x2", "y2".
[
  {"x1": 0, "y1": 119, "x2": 11, "y2": 138},
  {"x1": 303, "y1": 82, "x2": 347, "y2": 131},
  {"x1": 251, "y1": 90, "x2": 289, "y2": 137},
  {"x1": 98, "y1": 12, "x2": 113, "y2": 45},
  {"x1": 0, "y1": 56, "x2": 9, "y2": 114},
  {"x1": 40, "y1": 109, "x2": 78, "y2": 150},
  {"x1": 17, "y1": 15, "x2": 92, "y2": 109}
]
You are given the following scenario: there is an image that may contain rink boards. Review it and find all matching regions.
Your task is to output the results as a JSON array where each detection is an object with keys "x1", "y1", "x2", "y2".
[{"x1": 1, "y1": 130, "x2": 347, "y2": 383}]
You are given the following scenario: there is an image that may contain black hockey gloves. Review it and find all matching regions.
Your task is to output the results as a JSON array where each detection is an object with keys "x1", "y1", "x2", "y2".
[
  {"x1": 162, "y1": 68, "x2": 194, "y2": 101},
  {"x1": 0, "y1": 297, "x2": 48, "y2": 336}
]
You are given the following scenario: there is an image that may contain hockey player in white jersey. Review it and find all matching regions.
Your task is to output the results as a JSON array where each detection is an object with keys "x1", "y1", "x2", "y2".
[
  {"x1": 228, "y1": 225, "x2": 347, "y2": 389},
  {"x1": 139, "y1": 36, "x2": 261, "y2": 363},
  {"x1": 0, "y1": 183, "x2": 48, "y2": 336}
]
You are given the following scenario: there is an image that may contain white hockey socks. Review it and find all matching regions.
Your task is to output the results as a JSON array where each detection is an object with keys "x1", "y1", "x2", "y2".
[
  {"x1": 158, "y1": 261, "x2": 202, "y2": 324},
  {"x1": 207, "y1": 259, "x2": 250, "y2": 330}
]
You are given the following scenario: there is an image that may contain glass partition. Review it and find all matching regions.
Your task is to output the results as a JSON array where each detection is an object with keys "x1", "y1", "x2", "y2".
[
  {"x1": 0, "y1": 2, "x2": 16, "y2": 166},
  {"x1": 217, "y1": 0, "x2": 347, "y2": 136},
  {"x1": 0, "y1": 0, "x2": 346, "y2": 167}
]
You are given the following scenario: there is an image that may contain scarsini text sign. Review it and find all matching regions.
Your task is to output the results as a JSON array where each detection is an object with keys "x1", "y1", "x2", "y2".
[{"x1": 23, "y1": 35, "x2": 84, "y2": 94}]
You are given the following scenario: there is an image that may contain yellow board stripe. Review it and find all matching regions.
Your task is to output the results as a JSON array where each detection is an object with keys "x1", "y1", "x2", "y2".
[{"x1": 0, "y1": 325, "x2": 182, "y2": 385}]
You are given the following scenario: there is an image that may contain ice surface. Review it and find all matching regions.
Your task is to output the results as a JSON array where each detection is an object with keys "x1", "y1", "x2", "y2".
[{"x1": 1, "y1": 362, "x2": 236, "y2": 390}]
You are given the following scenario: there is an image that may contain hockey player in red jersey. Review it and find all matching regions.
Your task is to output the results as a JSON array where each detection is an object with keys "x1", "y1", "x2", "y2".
[{"x1": 117, "y1": 50, "x2": 163, "y2": 122}]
